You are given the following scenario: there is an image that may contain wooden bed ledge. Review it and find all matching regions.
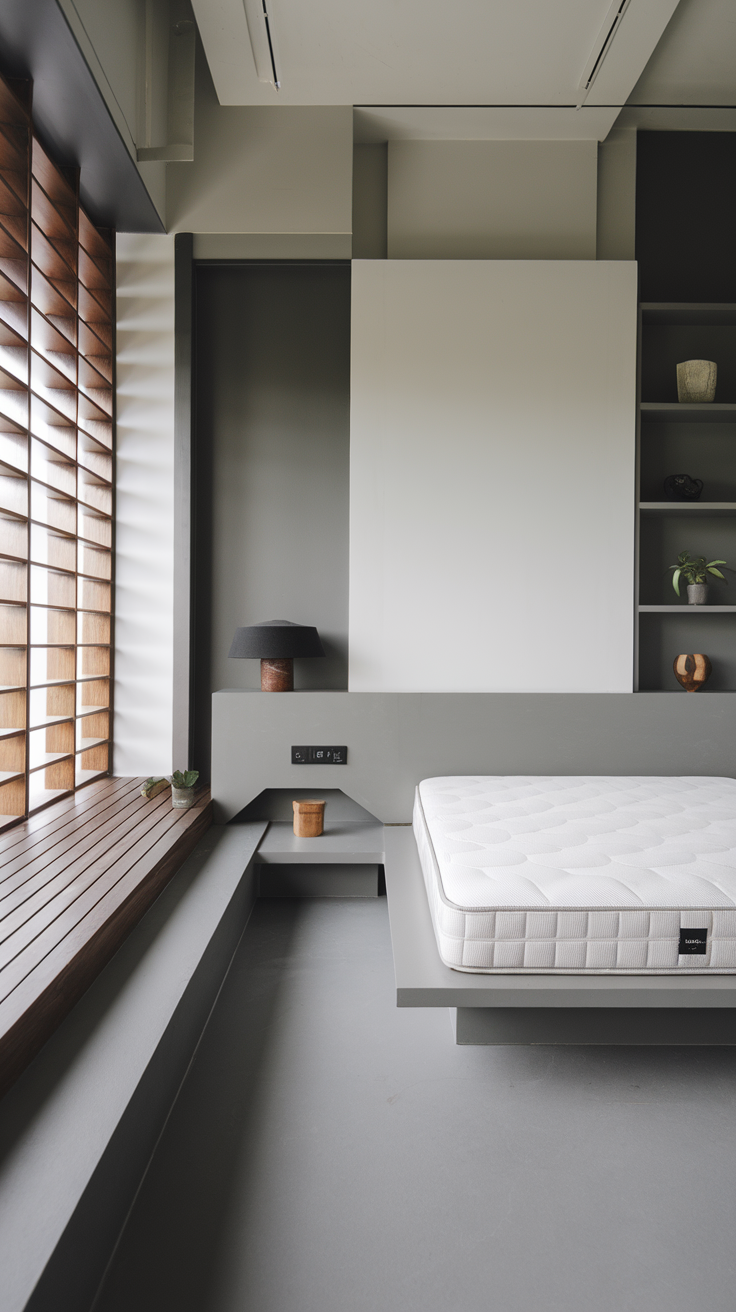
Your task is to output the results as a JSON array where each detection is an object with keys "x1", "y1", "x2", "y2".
[{"x1": 0, "y1": 777, "x2": 212, "y2": 1096}]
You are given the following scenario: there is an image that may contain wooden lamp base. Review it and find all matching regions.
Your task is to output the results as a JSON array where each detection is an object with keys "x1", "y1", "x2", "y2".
[{"x1": 261, "y1": 657, "x2": 294, "y2": 691}]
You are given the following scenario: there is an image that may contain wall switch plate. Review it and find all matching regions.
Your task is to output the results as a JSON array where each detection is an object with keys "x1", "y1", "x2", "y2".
[{"x1": 291, "y1": 746, "x2": 347, "y2": 765}]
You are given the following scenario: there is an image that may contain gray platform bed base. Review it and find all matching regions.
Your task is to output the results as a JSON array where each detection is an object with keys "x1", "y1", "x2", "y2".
[{"x1": 383, "y1": 828, "x2": 736, "y2": 1046}]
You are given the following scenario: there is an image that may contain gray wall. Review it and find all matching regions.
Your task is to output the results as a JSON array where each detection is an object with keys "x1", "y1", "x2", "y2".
[
  {"x1": 386, "y1": 140, "x2": 598, "y2": 260},
  {"x1": 167, "y1": 48, "x2": 353, "y2": 239},
  {"x1": 193, "y1": 262, "x2": 351, "y2": 776},
  {"x1": 352, "y1": 144, "x2": 388, "y2": 259}
]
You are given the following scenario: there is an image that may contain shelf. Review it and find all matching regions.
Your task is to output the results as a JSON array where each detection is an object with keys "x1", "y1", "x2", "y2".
[
  {"x1": 641, "y1": 303, "x2": 736, "y2": 327},
  {"x1": 639, "y1": 502, "x2": 736, "y2": 515},
  {"x1": 641, "y1": 403, "x2": 736, "y2": 423},
  {"x1": 254, "y1": 819, "x2": 385, "y2": 866},
  {"x1": 638, "y1": 605, "x2": 736, "y2": 613}
]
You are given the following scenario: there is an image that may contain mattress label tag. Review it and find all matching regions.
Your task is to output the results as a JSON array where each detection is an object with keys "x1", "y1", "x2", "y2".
[{"x1": 679, "y1": 928, "x2": 708, "y2": 955}]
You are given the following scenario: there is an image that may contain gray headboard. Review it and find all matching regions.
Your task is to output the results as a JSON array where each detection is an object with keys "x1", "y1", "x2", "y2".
[{"x1": 211, "y1": 690, "x2": 736, "y2": 823}]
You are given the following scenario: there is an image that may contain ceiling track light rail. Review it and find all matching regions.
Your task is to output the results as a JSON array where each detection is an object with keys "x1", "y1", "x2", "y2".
[
  {"x1": 577, "y1": 0, "x2": 631, "y2": 108},
  {"x1": 244, "y1": 0, "x2": 281, "y2": 91},
  {"x1": 261, "y1": 0, "x2": 281, "y2": 90}
]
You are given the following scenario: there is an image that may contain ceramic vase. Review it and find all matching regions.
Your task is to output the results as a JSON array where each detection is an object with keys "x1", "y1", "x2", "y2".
[
  {"x1": 687, "y1": 583, "x2": 709, "y2": 605},
  {"x1": 677, "y1": 360, "x2": 717, "y2": 403},
  {"x1": 673, "y1": 653, "x2": 712, "y2": 692}
]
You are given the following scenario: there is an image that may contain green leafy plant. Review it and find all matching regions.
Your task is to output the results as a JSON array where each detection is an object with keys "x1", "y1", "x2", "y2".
[
  {"x1": 170, "y1": 769, "x2": 199, "y2": 789},
  {"x1": 141, "y1": 776, "x2": 169, "y2": 800},
  {"x1": 669, "y1": 551, "x2": 727, "y2": 596}
]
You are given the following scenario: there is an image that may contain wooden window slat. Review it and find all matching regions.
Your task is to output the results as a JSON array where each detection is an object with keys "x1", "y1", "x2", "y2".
[{"x1": 0, "y1": 73, "x2": 114, "y2": 830}]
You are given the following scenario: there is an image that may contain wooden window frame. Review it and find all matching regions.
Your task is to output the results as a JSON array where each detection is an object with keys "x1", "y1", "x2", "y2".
[{"x1": 0, "y1": 75, "x2": 114, "y2": 831}]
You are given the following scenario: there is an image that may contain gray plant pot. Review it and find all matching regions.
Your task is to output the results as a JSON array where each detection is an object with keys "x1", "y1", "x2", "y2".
[
  {"x1": 677, "y1": 359, "x2": 717, "y2": 403},
  {"x1": 172, "y1": 785, "x2": 196, "y2": 809},
  {"x1": 687, "y1": 583, "x2": 709, "y2": 606}
]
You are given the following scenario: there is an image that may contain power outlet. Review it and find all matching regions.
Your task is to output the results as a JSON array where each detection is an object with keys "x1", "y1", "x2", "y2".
[{"x1": 291, "y1": 746, "x2": 347, "y2": 765}]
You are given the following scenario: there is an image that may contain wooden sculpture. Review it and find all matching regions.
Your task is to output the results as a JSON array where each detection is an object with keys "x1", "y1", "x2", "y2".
[{"x1": 673, "y1": 653, "x2": 712, "y2": 692}]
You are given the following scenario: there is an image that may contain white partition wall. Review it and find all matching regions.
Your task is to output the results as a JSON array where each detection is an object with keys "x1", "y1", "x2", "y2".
[
  {"x1": 115, "y1": 234, "x2": 176, "y2": 773},
  {"x1": 349, "y1": 260, "x2": 637, "y2": 692}
]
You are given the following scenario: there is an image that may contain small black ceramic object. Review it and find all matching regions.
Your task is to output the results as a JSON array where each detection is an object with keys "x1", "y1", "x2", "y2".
[{"x1": 663, "y1": 474, "x2": 704, "y2": 502}]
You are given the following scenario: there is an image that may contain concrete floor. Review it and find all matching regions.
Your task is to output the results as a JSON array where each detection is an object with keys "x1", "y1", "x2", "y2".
[{"x1": 94, "y1": 898, "x2": 736, "y2": 1312}]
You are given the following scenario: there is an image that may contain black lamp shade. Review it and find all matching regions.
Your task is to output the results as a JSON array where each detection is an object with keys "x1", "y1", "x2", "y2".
[{"x1": 228, "y1": 620, "x2": 325, "y2": 660}]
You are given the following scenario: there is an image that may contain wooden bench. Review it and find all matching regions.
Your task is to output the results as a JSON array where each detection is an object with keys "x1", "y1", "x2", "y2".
[{"x1": 0, "y1": 777, "x2": 212, "y2": 1094}]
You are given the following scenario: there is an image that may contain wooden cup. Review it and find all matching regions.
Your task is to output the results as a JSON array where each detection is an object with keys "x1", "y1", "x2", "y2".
[{"x1": 293, "y1": 799, "x2": 326, "y2": 837}]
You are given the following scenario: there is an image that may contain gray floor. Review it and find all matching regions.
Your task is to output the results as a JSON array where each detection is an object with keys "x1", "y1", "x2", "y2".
[{"x1": 94, "y1": 898, "x2": 736, "y2": 1312}]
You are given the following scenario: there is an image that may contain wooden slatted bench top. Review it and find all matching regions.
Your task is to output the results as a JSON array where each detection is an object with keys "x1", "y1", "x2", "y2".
[{"x1": 0, "y1": 776, "x2": 212, "y2": 1095}]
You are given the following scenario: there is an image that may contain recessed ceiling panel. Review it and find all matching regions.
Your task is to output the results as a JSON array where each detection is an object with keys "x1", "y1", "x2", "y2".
[{"x1": 191, "y1": 0, "x2": 681, "y2": 109}]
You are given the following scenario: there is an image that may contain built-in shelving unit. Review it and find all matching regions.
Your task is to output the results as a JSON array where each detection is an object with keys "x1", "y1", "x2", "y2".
[
  {"x1": 641, "y1": 403, "x2": 736, "y2": 423},
  {"x1": 636, "y1": 302, "x2": 736, "y2": 692},
  {"x1": 640, "y1": 502, "x2": 736, "y2": 515},
  {"x1": 0, "y1": 76, "x2": 114, "y2": 828},
  {"x1": 639, "y1": 605, "x2": 736, "y2": 614}
]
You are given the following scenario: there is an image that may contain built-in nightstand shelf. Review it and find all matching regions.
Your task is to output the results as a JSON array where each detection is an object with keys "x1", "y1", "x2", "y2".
[
  {"x1": 639, "y1": 502, "x2": 736, "y2": 515},
  {"x1": 640, "y1": 403, "x2": 736, "y2": 423},
  {"x1": 254, "y1": 819, "x2": 385, "y2": 865},
  {"x1": 254, "y1": 819, "x2": 386, "y2": 897}
]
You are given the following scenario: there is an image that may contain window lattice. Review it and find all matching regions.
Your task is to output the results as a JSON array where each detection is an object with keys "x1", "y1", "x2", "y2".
[{"x1": 0, "y1": 76, "x2": 114, "y2": 828}]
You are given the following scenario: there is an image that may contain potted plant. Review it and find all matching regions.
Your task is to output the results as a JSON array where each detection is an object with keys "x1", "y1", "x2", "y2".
[
  {"x1": 170, "y1": 769, "x2": 200, "y2": 809},
  {"x1": 140, "y1": 776, "x2": 170, "y2": 800},
  {"x1": 669, "y1": 551, "x2": 727, "y2": 605}
]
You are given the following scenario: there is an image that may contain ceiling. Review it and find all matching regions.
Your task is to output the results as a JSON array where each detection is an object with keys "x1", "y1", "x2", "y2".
[
  {"x1": 191, "y1": 0, "x2": 736, "y2": 138},
  {"x1": 628, "y1": 0, "x2": 736, "y2": 105}
]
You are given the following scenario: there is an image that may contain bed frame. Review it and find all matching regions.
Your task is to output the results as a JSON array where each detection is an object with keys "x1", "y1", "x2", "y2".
[
  {"x1": 212, "y1": 690, "x2": 736, "y2": 1043},
  {"x1": 384, "y1": 827, "x2": 736, "y2": 1045}
]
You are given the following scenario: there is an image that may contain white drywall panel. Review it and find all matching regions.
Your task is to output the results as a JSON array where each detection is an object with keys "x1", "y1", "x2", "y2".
[
  {"x1": 167, "y1": 49, "x2": 353, "y2": 236},
  {"x1": 387, "y1": 140, "x2": 597, "y2": 260},
  {"x1": 114, "y1": 234, "x2": 175, "y2": 774},
  {"x1": 349, "y1": 260, "x2": 637, "y2": 693}
]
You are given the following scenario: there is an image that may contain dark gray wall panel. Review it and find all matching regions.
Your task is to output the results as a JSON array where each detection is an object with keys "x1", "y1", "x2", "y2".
[
  {"x1": 193, "y1": 263, "x2": 351, "y2": 777},
  {"x1": 636, "y1": 133, "x2": 736, "y2": 303},
  {"x1": 0, "y1": 0, "x2": 163, "y2": 232}
]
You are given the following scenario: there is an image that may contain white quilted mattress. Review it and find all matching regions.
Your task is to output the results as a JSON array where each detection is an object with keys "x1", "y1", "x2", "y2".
[{"x1": 414, "y1": 776, "x2": 736, "y2": 973}]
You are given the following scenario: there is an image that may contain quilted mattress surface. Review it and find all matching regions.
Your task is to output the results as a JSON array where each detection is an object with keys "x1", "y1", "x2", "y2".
[{"x1": 414, "y1": 776, "x2": 736, "y2": 973}]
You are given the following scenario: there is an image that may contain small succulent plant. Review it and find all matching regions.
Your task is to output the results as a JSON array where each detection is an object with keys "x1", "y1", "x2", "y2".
[
  {"x1": 141, "y1": 776, "x2": 170, "y2": 799},
  {"x1": 170, "y1": 770, "x2": 199, "y2": 789}
]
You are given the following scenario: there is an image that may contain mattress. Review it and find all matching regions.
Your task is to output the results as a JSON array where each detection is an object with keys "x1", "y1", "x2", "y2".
[{"x1": 414, "y1": 776, "x2": 736, "y2": 973}]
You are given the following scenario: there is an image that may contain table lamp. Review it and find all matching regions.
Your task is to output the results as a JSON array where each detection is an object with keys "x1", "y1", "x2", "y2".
[{"x1": 228, "y1": 619, "x2": 325, "y2": 691}]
